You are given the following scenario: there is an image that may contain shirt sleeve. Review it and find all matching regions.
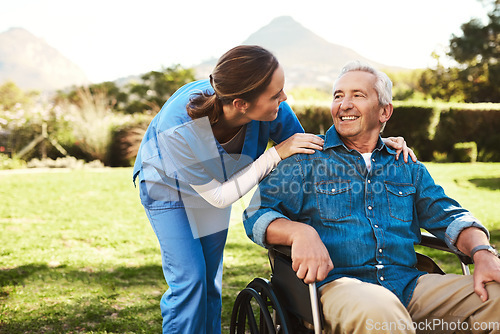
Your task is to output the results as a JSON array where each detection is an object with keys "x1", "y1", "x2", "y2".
[
  {"x1": 243, "y1": 155, "x2": 306, "y2": 248},
  {"x1": 190, "y1": 147, "x2": 281, "y2": 208},
  {"x1": 414, "y1": 163, "x2": 489, "y2": 254}
]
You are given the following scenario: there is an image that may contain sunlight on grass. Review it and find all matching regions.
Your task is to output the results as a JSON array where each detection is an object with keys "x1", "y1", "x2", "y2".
[{"x1": 0, "y1": 163, "x2": 499, "y2": 333}]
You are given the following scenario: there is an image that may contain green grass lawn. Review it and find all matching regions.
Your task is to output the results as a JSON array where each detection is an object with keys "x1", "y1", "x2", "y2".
[{"x1": 0, "y1": 163, "x2": 499, "y2": 333}]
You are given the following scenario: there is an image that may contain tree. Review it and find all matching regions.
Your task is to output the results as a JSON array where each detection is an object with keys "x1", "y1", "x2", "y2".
[
  {"x1": 0, "y1": 81, "x2": 37, "y2": 110},
  {"x1": 416, "y1": 53, "x2": 466, "y2": 102},
  {"x1": 447, "y1": 0, "x2": 500, "y2": 102},
  {"x1": 386, "y1": 69, "x2": 426, "y2": 101},
  {"x1": 53, "y1": 65, "x2": 196, "y2": 114},
  {"x1": 416, "y1": 0, "x2": 499, "y2": 102},
  {"x1": 54, "y1": 81, "x2": 128, "y2": 111},
  {"x1": 126, "y1": 65, "x2": 196, "y2": 114}
]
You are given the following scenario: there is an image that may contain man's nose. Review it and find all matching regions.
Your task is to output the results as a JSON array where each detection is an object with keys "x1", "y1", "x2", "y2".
[{"x1": 340, "y1": 97, "x2": 353, "y2": 110}]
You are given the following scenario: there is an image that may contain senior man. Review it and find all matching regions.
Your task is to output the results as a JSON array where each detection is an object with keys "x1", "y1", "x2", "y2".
[{"x1": 243, "y1": 61, "x2": 500, "y2": 333}]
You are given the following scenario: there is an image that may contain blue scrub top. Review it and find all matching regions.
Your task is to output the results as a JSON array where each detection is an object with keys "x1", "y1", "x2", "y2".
[{"x1": 133, "y1": 79, "x2": 304, "y2": 210}]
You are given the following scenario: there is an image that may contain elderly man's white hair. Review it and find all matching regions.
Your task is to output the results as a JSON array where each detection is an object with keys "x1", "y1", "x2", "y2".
[{"x1": 335, "y1": 60, "x2": 393, "y2": 106}]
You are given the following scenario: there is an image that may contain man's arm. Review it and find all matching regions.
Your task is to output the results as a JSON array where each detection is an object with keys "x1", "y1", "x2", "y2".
[
  {"x1": 266, "y1": 218, "x2": 333, "y2": 284},
  {"x1": 242, "y1": 156, "x2": 333, "y2": 284},
  {"x1": 413, "y1": 163, "x2": 500, "y2": 301},
  {"x1": 456, "y1": 227, "x2": 500, "y2": 302}
]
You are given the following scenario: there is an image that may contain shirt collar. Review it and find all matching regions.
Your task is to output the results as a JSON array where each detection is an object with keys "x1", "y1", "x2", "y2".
[{"x1": 323, "y1": 125, "x2": 397, "y2": 156}]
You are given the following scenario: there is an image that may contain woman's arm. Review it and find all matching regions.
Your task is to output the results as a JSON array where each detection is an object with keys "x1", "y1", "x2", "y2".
[
  {"x1": 190, "y1": 146, "x2": 281, "y2": 208},
  {"x1": 191, "y1": 133, "x2": 324, "y2": 208}
]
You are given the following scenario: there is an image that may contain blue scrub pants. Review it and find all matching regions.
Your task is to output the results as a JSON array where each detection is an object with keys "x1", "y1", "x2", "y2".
[{"x1": 143, "y1": 205, "x2": 228, "y2": 334}]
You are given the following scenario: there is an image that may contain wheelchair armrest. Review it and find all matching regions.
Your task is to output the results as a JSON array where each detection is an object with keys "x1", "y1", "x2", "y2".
[
  {"x1": 268, "y1": 245, "x2": 292, "y2": 272},
  {"x1": 271, "y1": 244, "x2": 292, "y2": 257},
  {"x1": 420, "y1": 233, "x2": 473, "y2": 265},
  {"x1": 268, "y1": 244, "x2": 320, "y2": 327}
]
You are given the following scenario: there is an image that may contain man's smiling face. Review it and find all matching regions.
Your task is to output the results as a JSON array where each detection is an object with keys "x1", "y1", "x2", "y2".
[{"x1": 331, "y1": 70, "x2": 386, "y2": 144}]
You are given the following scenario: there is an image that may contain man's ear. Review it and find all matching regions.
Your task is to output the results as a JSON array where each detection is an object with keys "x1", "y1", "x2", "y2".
[
  {"x1": 380, "y1": 104, "x2": 393, "y2": 123},
  {"x1": 233, "y1": 98, "x2": 249, "y2": 113}
]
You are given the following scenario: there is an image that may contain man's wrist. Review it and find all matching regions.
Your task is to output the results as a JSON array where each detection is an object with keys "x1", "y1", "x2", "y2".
[{"x1": 470, "y1": 244, "x2": 498, "y2": 263}]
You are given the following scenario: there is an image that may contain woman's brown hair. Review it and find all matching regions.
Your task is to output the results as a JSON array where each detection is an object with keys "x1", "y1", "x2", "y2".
[{"x1": 187, "y1": 45, "x2": 279, "y2": 124}]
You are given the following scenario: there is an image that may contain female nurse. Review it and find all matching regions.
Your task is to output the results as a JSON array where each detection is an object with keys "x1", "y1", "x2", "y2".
[{"x1": 133, "y1": 45, "x2": 414, "y2": 333}]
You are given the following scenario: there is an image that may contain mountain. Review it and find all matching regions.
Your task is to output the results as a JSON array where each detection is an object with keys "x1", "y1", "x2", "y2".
[
  {"x1": 0, "y1": 27, "x2": 88, "y2": 91},
  {"x1": 195, "y1": 16, "x2": 401, "y2": 90}
]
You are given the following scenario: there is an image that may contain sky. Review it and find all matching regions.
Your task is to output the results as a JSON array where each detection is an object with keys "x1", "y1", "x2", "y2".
[{"x1": 0, "y1": 0, "x2": 491, "y2": 83}]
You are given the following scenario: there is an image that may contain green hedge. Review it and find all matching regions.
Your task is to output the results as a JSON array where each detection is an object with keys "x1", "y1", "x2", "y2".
[
  {"x1": 383, "y1": 103, "x2": 439, "y2": 161},
  {"x1": 290, "y1": 101, "x2": 500, "y2": 162},
  {"x1": 106, "y1": 101, "x2": 500, "y2": 165},
  {"x1": 292, "y1": 102, "x2": 333, "y2": 135},
  {"x1": 433, "y1": 108, "x2": 500, "y2": 162}
]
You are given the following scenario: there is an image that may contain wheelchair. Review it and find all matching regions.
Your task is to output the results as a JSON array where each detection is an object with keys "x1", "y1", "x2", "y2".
[{"x1": 229, "y1": 233, "x2": 475, "y2": 334}]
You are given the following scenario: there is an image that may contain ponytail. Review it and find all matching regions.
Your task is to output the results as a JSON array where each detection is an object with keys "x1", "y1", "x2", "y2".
[{"x1": 187, "y1": 91, "x2": 224, "y2": 125}]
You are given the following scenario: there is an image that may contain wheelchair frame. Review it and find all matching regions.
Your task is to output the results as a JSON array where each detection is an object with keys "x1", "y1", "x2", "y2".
[{"x1": 230, "y1": 233, "x2": 475, "y2": 334}]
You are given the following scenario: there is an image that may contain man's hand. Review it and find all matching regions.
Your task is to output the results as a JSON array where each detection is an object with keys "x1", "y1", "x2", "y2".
[
  {"x1": 289, "y1": 224, "x2": 334, "y2": 284},
  {"x1": 266, "y1": 218, "x2": 334, "y2": 284},
  {"x1": 472, "y1": 251, "x2": 500, "y2": 302},
  {"x1": 456, "y1": 227, "x2": 500, "y2": 302}
]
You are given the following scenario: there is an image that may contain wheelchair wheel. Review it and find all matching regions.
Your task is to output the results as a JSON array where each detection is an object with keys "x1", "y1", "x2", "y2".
[{"x1": 230, "y1": 278, "x2": 291, "y2": 334}]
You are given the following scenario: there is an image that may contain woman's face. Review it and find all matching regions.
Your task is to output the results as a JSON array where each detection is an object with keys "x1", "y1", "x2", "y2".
[{"x1": 244, "y1": 65, "x2": 287, "y2": 122}]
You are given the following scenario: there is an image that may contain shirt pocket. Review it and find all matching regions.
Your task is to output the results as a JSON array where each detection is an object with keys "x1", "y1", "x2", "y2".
[
  {"x1": 315, "y1": 180, "x2": 352, "y2": 221},
  {"x1": 384, "y1": 182, "x2": 416, "y2": 222}
]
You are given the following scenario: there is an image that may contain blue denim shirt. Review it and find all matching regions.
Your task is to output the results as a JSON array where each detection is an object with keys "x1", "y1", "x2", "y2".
[{"x1": 243, "y1": 125, "x2": 488, "y2": 306}]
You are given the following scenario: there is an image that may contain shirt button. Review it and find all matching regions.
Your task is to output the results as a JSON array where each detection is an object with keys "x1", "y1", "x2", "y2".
[
  {"x1": 367, "y1": 180, "x2": 371, "y2": 184},
  {"x1": 368, "y1": 206, "x2": 373, "y2": 210},
  {"x1": 374, "y1": 224, "x2": 379, "y2": 228},
  {"x1": 372, "y1": 158, "x2": 375, "y2": 162},
  {"x1": 399, "y1": 191, "x2": 403, "y2": 195},
  {"x1": 379, "y1": 248, "x2": 383, "y2": 253},
  {"x1": 380, "y1": 276, "x2": 385, "y2": 281}
]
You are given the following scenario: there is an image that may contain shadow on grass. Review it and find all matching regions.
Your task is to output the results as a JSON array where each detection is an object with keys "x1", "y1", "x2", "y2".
[
  {"x1": 0, "y1": 298, "x2": 161, "y2": 334},
  {"x1": 0, "y1": 260, "x2": 269, "y2": 334},
  {"x1": 468, "y1": 177, "x2": 500, "y2": 190},
  {"x1": 0, "y1": 263, "x2": 163, "y2": 288},
  {"x1": 0, "y1": 264, "x2": 164, "y2": 334}
]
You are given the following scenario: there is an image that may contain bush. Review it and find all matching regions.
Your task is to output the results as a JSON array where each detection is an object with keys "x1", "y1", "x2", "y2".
[
  {"x1": 26, "y1": 156, "x2": 104, "y2": 169},
  {"x1": 291, "y1": 102, "x2": 332, "y2": 134},
  {"x1": 383, "y1": 102, "x2": 440, "y2": 161},
  {"x1": 0, "y1": 153, "x2": 26, "y2": 170},
  {"x1": 450, "y1": 142, "x2": 478, "y2": 162},
  {"x1": 0, "y1": 100, "x2": 74, "y2": 160},
  {"x1": 107, "y1": 113, "x2": 153, "y2": 167},
  {"x1": 61, "y1": 88, "x2": 139, "y2": 165},
  {"x1": 433, "y1": 107, "x2": 500, "y2": 162}
]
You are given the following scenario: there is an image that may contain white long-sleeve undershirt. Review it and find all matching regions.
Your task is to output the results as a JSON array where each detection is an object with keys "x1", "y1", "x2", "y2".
[{"x1": 190, "y1": 147, "x2": 281, "y2": 208}]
